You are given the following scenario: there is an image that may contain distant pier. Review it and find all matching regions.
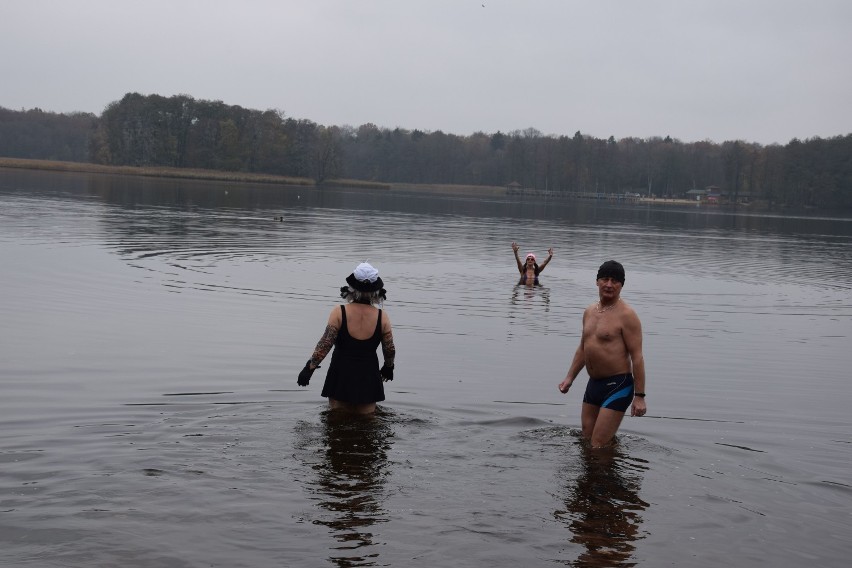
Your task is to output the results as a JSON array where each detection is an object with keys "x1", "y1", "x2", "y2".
[{"x1": 505, "y1": 186, "x2": 642, "y2": 203}]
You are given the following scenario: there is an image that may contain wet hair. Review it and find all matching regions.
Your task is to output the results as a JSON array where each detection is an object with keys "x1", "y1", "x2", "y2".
[
  {"x1": 339, "y1": 286, "x2": 387, "y2": 306},
  {"x1": 596, "y1": 260, "x2": 625, "y2": 284}
]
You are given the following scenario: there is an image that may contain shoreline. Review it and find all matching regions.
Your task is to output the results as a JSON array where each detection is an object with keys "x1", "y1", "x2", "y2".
[
  {"x1": 0, "y1": 157, "x2": 509, "y2": 197},
  {"x1": 0, "y1": 157, "x2": 761, "y2": 207},
  {"x1": 0, "y1": 157, "x2": 316, "y2": 188}
]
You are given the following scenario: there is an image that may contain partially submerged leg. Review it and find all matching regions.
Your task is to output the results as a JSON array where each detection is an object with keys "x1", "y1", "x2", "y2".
[
  {"x1": 350, "y1": 402, "x2": 376, "y2": 415},
  {"x1": 580, "y1": 403, "x2": 600, "y2": 442},
  {"x1": 589, "y1": 407, "x2": 626, "y2": 448},
  {"x1": 328, "y1": 398, "x2": 377, "y2": 415}
]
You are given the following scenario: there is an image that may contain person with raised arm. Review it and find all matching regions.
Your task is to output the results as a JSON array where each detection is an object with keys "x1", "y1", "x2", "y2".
[{"x1": 512, "y1": 241, "x2": 554, "y2": 286}]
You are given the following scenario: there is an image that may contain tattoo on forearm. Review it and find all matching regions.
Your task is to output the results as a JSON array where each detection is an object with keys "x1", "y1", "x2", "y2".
[
  {"x1": 310, "y1": 325, "x2": 339, "y2": 366},
  {"x1": 381, "y1": 331, "x2": 396, "y2": 366}
]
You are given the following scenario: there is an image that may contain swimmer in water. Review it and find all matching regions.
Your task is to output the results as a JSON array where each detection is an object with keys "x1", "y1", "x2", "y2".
[{"x1": 512, "y1": 242, "x2": 554, "y2": 286}]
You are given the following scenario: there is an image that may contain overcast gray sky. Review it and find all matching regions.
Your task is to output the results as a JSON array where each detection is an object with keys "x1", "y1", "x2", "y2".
[{"x1": 3, "y1": 0, "x2": 851, "y2": 144}]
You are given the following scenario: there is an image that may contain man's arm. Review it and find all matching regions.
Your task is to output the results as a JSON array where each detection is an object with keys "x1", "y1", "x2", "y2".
[
  {"x1": 623, "y1": 309, "x2": 646, "y2": 416},
  {"x1": 559, "y1": 310, "x2": 587, "y2": 393}
]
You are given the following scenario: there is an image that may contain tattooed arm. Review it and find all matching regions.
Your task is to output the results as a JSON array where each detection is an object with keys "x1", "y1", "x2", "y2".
[
  {"x1": 381, "y1": 329, "x2": 396, "y2": 368},
  {"x1": 379, "y1": 312, "x2": 396, "y2": 381},
  {"x1": 308, "y1": 307, "x2": 344, "y2": 369},
  {"x1": 380, "y1": 311, "x2": 396, "y2": 368},
  {"x1": 309, "y1": 324, "x2": 339, "y2": 369}
]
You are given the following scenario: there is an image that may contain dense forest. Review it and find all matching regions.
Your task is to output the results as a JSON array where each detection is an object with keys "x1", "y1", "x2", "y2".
[{"x1": 2, "y1": 92, "x2": 851, "y2": 209}]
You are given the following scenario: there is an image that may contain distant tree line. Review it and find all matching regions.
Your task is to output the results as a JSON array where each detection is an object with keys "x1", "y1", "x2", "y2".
[
  {"x1": 0, "y1": 106, "x2": 95, "y2": 162},
  {"x1": 2, "y1": 92, "x2": 851, "y2": 209}
]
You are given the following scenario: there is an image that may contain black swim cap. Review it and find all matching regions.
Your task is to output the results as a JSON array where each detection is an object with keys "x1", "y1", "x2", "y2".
[{"x1": 596, "y1": 260, "x2": 625, "y2": 284}]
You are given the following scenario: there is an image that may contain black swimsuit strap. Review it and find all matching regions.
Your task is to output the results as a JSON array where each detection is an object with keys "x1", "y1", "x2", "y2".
[{"x1": 375, "y1": 309, "x2": 383, "y2": 336}]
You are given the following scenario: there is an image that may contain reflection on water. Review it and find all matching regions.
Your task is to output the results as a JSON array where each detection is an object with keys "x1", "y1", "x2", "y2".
[
  {"x1": 556, "y1": 443, "x2": 649, "y2": 567},
  {"x1": 510, "y1": 284, "x2": 551, "y2": 311},
  {"x1": 298, "y1": 411, "x2": 394, "y2": 567}
]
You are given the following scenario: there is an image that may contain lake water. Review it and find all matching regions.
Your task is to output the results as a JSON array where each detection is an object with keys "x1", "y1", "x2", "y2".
[{"x1": 1, "y1": 169, "x2": 850, "y2": 567}]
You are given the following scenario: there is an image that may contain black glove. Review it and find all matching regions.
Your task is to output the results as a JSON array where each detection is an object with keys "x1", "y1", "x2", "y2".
[
  {"x1": 298, "y1": 360, "x2": 317, "y2": 386},
  {"x1": 380, "y1": 363, "x2": 394, "y2": 381}
]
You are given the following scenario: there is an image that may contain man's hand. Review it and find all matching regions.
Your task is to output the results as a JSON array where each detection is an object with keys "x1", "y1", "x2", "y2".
[{"x1": 631, "y1": 396, "x2": 647, "y2": 417}]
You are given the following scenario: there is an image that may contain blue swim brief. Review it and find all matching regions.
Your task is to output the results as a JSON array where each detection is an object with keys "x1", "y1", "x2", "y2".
[{"x1": 583, "y1": 373, "x2": 634, "y2": 412}]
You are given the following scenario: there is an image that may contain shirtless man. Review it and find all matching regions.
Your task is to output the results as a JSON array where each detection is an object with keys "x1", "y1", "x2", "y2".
[{"x1": 558, "y1": 260, "x2": 646, "y2": 448}]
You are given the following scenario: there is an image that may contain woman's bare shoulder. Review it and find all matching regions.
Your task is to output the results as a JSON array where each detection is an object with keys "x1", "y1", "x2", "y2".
[{"x1": 327, "y1": 305, "x2": 344, "y2": 325}]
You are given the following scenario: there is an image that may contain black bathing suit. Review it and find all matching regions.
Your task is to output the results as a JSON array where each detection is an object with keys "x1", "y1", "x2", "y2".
[
  {"x1": 518, "y1": 272, "x2": 540, "y2": 285},
  {"x1": 583, "y1": 373, "x2": 635, "y2": 413},
  {"x1": 320, "y1": 305, "x2": 386, "y2": 404}
]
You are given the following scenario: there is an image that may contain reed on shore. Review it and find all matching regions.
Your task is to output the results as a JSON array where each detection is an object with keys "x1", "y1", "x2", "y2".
[{"x1": 0, "y1": 157, "x2": 392, "y2": 191}]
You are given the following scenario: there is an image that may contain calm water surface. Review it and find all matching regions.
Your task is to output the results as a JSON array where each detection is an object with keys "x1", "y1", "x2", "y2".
[{"x1": 1, "y1": 170, "x2": 851, "y2": 567}]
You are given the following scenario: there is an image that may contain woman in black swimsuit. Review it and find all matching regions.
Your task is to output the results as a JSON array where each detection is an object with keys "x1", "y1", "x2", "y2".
[
  {"x1": 512, "y1": 242, "x2": 554, "y2": 286},
  {"x1": 297, "y1": 262, "x2": 396, "y2": 414}
]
